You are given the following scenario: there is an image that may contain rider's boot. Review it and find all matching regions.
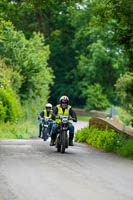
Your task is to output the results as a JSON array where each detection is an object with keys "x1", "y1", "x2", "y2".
[
  {"x1": 38, "y1": 131, "x2": 41, "y2": 138},
  {"x1": 69, "y1": 133, "x2": 74, "y2": 146},
  {"x1": 50, "y1": 134, "x2": 56, "y2": 146},
  {"x1": 69, "y1": 137, "x2": 74, "y2": 146},
  {"x1": 69, "y1": 139, "x2": 74, "y2": 146},
  {"x1": 38, "y1": 123, "x2": 42, "y2": 138},
  {"x1": 38, "y1": 133, "x2": 41, "y2": 138},
  {"x1": 50, "y1": 139, "x2": 55, "y2": 146}
]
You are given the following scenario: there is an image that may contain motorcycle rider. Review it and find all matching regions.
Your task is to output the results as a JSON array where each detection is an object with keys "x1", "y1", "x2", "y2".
[
  {"x1": 50, "y1": 96, "x2": 77, "y2": 146},
  {"x1": 38, "y1": 103, "x2": 54, "y2": 139}
]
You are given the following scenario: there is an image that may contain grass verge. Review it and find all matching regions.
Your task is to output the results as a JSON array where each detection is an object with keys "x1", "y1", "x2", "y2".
[
  {"x1": 75, "y1": 126, "x2": 133, "y2": 159},
  {"x1": 77, "y1": 115, "x2": 91, "y2": 121},
  {"x1": 0, "y1": 121, "x2": 38, "y2": 139}
]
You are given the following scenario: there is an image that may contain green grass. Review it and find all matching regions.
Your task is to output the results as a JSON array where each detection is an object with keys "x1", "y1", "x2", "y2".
[
  {"x1": 0, "y1": 121, "x2": 38, "y2": 139},
  {"x1": 77, "y1": 115, "x2": 91, "y2": 121},
  {"x1": 0, "y1": 115, "x2": 90, "y2": 139}
]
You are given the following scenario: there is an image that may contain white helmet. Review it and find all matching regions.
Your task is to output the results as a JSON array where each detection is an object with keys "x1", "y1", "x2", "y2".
[{"x1": 46, "y1": 103, "x2": 52, "y2": 108}]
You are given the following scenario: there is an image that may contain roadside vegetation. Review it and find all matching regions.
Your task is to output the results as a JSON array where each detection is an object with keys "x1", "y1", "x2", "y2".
[
  {"x1": 75, "y1": 127, "x2": 133, "y2": 159},
  {"x1": 106, "y1": 107, "x2": 133, "y2": 127},
  {"x1": 77, "y1": 116, "x2": 91, "y2": 121},
  {"x1": 0, "y1": 121, "x2": 38, "y2": 139},
  {"x1": 78, "y1": 106, "x2": 132, "y2": 126},
  {"x1": 0, "y1": 1, "x2": 132, "y2": 139}
]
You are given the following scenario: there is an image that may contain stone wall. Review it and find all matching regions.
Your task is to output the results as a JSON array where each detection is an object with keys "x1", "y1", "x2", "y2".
[{"x1": 89, "y1": 117, "x2": 133, "y2": 138}]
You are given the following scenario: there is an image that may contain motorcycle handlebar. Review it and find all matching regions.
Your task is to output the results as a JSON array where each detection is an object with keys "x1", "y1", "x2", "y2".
[
  {"x1": 55, "y1": 117, "x2": 76, "y2": 121},
  {"x1": 39, "y1": 117, "x2": 53, "y2": 121}
]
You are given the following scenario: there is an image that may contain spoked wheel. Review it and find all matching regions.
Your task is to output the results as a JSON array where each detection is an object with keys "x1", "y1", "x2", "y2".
[
  {"x1": 43, "y1": 128, "x2": 48, "y2": 141},
  {"x1": 56, "y1": 136, "x2": 61, "y2": 152},
  {"x1": 61, "y1": 131, "x2": 67, "y2": 153}
]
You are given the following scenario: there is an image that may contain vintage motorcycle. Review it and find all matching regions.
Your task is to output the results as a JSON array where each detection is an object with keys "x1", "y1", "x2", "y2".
[
  {"x1": 55, "y1": 115, "x2": 75, "y2": 153},
  {"x1": 41, "y1": 117, "x2": 53, "y2": 141}
]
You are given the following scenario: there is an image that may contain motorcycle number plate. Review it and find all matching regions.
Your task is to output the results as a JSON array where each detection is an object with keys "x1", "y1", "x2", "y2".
[{"x1": 44, "y1": 125, "x2": 48, "y2": 128}]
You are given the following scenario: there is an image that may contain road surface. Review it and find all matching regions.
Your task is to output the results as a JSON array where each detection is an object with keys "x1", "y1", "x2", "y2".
[{"x1": 0, "y1": 121, "x2": 133, "y2": 200}]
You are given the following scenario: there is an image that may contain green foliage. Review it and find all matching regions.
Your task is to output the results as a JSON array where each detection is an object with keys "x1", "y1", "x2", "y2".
[
  {"x1": 75, "y1": 127, "x2": 89, "y2": 142},
  {"x1": 77, "y1": 115, "x2": 91, "y2": 121},
  {"x1": 90, "y1": 0, "x2": 133, "y2": 71},
  {"x1": 75, "y1": 126, "x2": 133, "y2": 159},
  {"x1": 115, "y1": 107, "x2": 132, "y2": 126},
  {"x1": 74, "y1": 26, "x2": 127, "y2": 104},
  {"x1": 75, "y1": 126, "x2": 119, "y2": 151},
  {"x1": 0, "y1": 121, "x2": 38, "y2": 139},
  {"x1": 115, "y1": 73, "x2": 133, "y2": 113},
  {"x1": 0, "y1": 0, "x2": 131, "y2": 109},
  {"x1": 90, "y1": 127, "x2": 119, "y2": 152},
  {"x1": 85, "y1": 84, "x2": 110, "y2": 111},
  {"x1": 0, "y1": 87, "x2": 22, "y2": 122},
  {"x1": 69, "y1": 2, "x2": 128, "y2": 106},
  {"x1": 0, "y1": 102, "x2": 7, "y2": 121},
  {"x1": 116, "y1": 140, "x2": 133, "y2": 159},
  {"x1": 0, "y1": 20, "x2": 53, "y2": 105},
  {"x1": 0, "y1": 59, "x2": 22, "y2": 122}
]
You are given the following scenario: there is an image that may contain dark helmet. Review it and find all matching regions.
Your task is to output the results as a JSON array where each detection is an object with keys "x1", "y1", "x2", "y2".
[{"x1": 60, "y1": 96, "x2": 69, "y2": 104}]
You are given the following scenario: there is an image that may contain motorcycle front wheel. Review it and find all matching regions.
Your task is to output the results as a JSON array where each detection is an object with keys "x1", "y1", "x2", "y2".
[
  {"x1": 43, "y1": 128, "x2": 48, "y2": 141},
  {"x1": 61, "y1": 130, "x2": 67, "y2": 153},
  {"x1": 56, "y1": 136, "x2": 61, "y2": 152}
]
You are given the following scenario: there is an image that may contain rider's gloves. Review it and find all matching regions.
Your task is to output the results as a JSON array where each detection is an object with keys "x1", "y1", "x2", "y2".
[
  {"x1": 73, "y1": 119, "x2": 77, "y2": 122},
  {"x1": 38, "y1": 115, "x2": 42, "y2": 120}
]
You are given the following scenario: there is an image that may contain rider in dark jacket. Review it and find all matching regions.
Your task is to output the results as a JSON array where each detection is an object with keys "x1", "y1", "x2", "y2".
[
  {"x1": 38, "y1": 103, "x2": 54, "y2": 138},
  {"x1": 50, "y1": 96, "x2": 77, "y2": 146}
]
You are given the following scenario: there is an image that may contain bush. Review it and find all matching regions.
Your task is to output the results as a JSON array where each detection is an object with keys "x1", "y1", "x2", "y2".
[
  {"x1": 0, "y1": 87, "x2": 22, "y2": 122},
  {"x1": 115, "y1": 106, "x2": 133, "y2": 126},
  {"x1": 116, "y1": 140, "x2": 133, "y2": 159},
  {"x1": 75, "y1": 126, "x2": 133, "y2": 159},
  {"x1": 0, "y1": 20, "x2": 53, "y2": 105},
  {"x1": 115, "y1": 72, "x2": 133, "y2": 112},
  {"x1": 106, "y1": 106, "x2": 132, "y2": 126},
  {"x1": 75, "y1": 127, "x2": 89, "y2": 142},
  {"x1": 0, "y1": 59, "x2": 22, "y2": 122}
]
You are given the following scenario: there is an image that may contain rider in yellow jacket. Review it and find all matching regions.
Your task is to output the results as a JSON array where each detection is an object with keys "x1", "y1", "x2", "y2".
[
  {"x1": 50, "y1": 96, "x2": 77, "y2": 146},
  {"x1": 38, "y1": 103, "x2": 54, "y2": 139}
]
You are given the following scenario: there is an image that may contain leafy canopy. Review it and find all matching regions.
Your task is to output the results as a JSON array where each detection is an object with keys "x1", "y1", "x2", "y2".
[{"x1": 0, "y1": 20, "x2": 53, "y2": 105}]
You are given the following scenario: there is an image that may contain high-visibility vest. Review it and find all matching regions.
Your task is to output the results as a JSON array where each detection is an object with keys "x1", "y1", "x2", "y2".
[
  {"x1": 55, "y1": 104, "x2": 71, "y2": 123},
  {"x1": 44, "y1": 110, "x2": 52, "y2": 118}
]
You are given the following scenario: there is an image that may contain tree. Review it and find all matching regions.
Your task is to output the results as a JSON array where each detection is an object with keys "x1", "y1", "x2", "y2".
[
  {"x1": 0, "y1": 20, "x2": 53, "y2": 106},
  {"x1": 0, "y1": 58, "x2": 22, "y2": 122},
  {"x1": 0, "y1": 0, "x2": 82, "y2": 106},
  {"x1": 90, "y1": 0, "x2": 133, "y2": 71},
  {"x1": 115, "y1": 72, "x2": 133, "y2": 113},
  {"x1": 0, "y1": 0, "x2": 130, "y2": 108},
  {"x1": 85, "y1": 83, "x2": 110, "y2": 111},
  {"x1": 71, "y1": 4, "x2": 127, "y2": 105}
]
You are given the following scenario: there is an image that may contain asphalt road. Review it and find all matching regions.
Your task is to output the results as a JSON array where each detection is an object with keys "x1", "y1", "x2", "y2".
[{"x1": 0, "y1": 121, "x2": 133, "y2": 200}]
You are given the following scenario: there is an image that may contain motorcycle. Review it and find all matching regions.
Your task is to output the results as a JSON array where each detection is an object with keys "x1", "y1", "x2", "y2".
[
  {"x1": 41, "y1": 117, "x2": 53, "y2": 141},
  {"x1": 55, "y1": 115, "x2": 75, "y2": 153}
]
